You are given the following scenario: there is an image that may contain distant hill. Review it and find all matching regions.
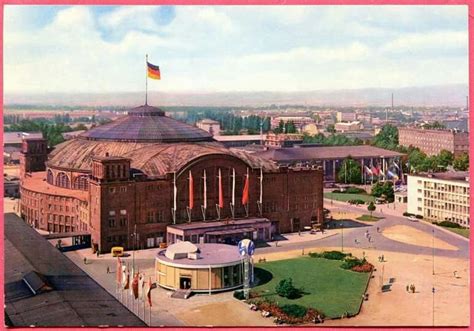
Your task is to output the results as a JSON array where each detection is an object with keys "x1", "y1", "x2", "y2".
[{"x1": 4, "y1": 84, "x2": 468, "y2": 108}]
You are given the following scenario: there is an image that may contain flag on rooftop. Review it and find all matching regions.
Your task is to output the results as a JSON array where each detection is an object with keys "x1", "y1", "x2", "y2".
[{"x1": 147, "y1": 61, "x2": 161, "y2": 80}]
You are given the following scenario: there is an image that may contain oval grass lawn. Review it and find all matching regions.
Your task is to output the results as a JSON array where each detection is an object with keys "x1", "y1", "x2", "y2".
[{"x1": 252, "y1": 257, "x2": 370, "y2": 319}]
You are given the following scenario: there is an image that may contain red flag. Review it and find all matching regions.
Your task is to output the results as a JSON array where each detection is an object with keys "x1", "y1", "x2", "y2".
[
  {"x1": 242, "y1": 173, "x2": 249, "y2": 205},
  {"x1": 132, "y1": 272, "x2": 139, "y2": 299},
  {"x1": 116, "y1": 257, "x2": 122, "y2": 285},
  {"x1": 147, "y1": 277, "x2": 153, "y2": 307},
  {"x1": 188, "y1": 171, "x2": 194, "y2": 209},
  {"x1": 218, "y1": 168, "x2": 224, "y2": 208}
]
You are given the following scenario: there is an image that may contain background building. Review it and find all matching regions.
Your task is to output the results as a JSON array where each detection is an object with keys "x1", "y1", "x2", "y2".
[
  {"x1": 407, "y1": 172, "x2": 469, "y2": 227},
  {"x1": 264, "y1": 133, "x2": 304, "y2": 148},
  {"x1": 336, "y1": 112, "x2": 357, "y2": 122},
  {"x1": 259, "y1": 145, "x2": 404, "y2": 182},
  {"x1": 196, "y1": 119, "x2": 221, "y2": 136},
  {"x1": 398, "y1": 127, "x2": 469, "y2": 156},
  {"x1": 19, "y1": 104, "x2": 324, "y2": 253}
]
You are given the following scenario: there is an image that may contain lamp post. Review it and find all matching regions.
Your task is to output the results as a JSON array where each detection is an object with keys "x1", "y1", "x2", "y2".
[
  {"x1": 432, "y1": 229, "x2": 435, "y2": 275},
  {"x1": 432, "y1": 287, "x2": 435, "y2": 326},
  {"x1": 340, "y1": 222, "x2": 344, "y2": 252}
]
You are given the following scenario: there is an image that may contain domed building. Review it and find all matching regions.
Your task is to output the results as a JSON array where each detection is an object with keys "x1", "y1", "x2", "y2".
[{"x1": 20, "y1": 104, "x2": 324, "y2": 253}]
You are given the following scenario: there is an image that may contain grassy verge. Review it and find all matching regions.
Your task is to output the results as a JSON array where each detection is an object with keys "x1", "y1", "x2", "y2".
[
  {"x1": 439, "y1": 226, "x2": 469, "y2": 238},
  {"x1": 252, "y1": 257, "x2": 370, "y2": 318},
  {"x1": 324, "y1": 192, "x2": 375, "y2": 203},
  {"x1": 356, "y1": 214, "x2": 383, "y2": 222}
]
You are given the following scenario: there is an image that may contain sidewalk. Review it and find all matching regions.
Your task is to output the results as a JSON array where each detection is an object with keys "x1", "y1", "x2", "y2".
[{"x1": 325, "y1": 198, "x2": 407, "y2": 218}]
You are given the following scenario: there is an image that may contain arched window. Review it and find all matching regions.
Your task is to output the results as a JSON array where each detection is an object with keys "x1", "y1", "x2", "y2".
[
  {"x1": 73, "y1": 175, "x2": 89, "y2": 191},
  {"x1": 47, "y1": 169, "x2": 54, "y2": 184},
  {"x1": 55, "y1": 172, "x2": 70, "y2": 188}
]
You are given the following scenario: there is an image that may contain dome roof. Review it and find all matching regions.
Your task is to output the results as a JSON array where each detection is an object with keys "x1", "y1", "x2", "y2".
[{"x1": 79, "y1": 104, "x2": 213, "y2": 143}]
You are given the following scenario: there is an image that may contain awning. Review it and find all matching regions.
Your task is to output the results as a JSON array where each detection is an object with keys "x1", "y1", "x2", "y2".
[{"x1": 205, "y1": 227, "x2": 256, "y2": 237}]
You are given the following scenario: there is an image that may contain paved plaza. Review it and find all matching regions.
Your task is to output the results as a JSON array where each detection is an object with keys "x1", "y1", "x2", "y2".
[{"x1": 3, "y1": 196, "x2": 469, "y2": 326}]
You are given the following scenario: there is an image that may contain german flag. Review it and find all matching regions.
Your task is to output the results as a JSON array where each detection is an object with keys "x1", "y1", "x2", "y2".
[{"x1": 147, "y1": 61, "x2": 161, "y2": 80}]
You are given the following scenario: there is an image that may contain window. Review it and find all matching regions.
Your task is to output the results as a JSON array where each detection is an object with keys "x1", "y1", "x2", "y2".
[
  {"x1": 109, "y1": 218, "x2": 116, "y2": 227},
  {"x1": 73, "y1": 176, "x2": 89, "y2": 190},
  {"x1": 120, "y1": 209, "x2": 127, "y2": 215},
  {"x1": 47, "y1": 170, "x2": 54, "y2": 184},
  {"x1": 147, "y1": 211, "x2": 154, "y2": 223},
  {"x1": 109, "y1": 210, "x2": 116, "y2": 216},
  {"x1": 109, "y1": 187, "x2": 116, "y2": 193},
  {"x1": 55, "y1": 172, "x2": 70, "y2": 188},
  {"x1": 120, "y1": 216, "x2": 127, "y2": 227},
  {"x1": 120, "y1": 186, "x2": 127, "y2": 193}
]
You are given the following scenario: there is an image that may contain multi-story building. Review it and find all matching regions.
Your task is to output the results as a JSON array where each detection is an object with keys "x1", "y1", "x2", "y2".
[
  {"x1": 264, "y1": 133, "x2": 304, "y2": 147},
  {"x1": 196, "y1": 119, "x2": 221, "y2": 136},
  {"x1": 270, "y1": 116, "x2": 315, "y2": 132},
  {"x1": 19, "y1": 104, "x2": 324, "y2": 253},
  {"x1": 334, "y1": 121, "x2": 363, "y2": 132},
  {"x1": 336, "y1": 112, "x2": 357, "y2": 122},
  {"x1": 398, "y1": 127, "x2": 469, "y2": 157},
  {"x1": 407, "y1": 172, "x2": 470, "y2": 228}
]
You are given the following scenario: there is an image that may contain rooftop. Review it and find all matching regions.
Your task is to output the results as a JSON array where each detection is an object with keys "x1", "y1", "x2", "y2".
[
  {"x1": 4, "y1": 213, "x2": 146, "y2": 327},
  {"x1": 21, "y1": 172, "x2": 88, "y2": 201},
  {"x1": 4, "y1": 132, "x2": 43, "y2": 145},
  {"x1": 258, "y1": 145, "x2": 404, "y2": 162},
  {"x1": 80, "y1": 104, "x2": 213, "y2": 143},
  {"x1": 157, "y1": 243, "x2": 242, "y2": 266},
  {"x1": 411, "y1": 171, "x2": 469, "y2": 183},
  {"x1": 214, "y1": 135, "x2": 262, "y2": 142}
]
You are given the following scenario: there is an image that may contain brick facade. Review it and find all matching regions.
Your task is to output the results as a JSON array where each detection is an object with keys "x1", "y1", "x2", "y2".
[
  {"x1": 20, "y1": 139, "x2": 324, "y2": 253},
  {"x1": 398, "y1": 127, "x2": 469, "y2": 157}
]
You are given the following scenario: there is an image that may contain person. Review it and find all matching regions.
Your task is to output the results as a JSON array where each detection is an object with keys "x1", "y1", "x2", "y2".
[
  {"x1": 96, "y1": 250, "x2": 100, "y2": 258},
  {"x1": 106, "y1": 266, "x2": 110, "y2": 274},
  {"x1": 83, "y1": 257, "x2": 87, "y2": 265},
  {"x1": 376, "y1": 227, "x2": 380, "y2": 233},
  {"x1": 406, "y1": 285, "x2": 409, "y2": 292},
  {"x1": 381, "y1": 254, "x2": 384, "y2": 262},
  {"x1": 413, "y1": 285, "x2": 416, "y2": 293}
]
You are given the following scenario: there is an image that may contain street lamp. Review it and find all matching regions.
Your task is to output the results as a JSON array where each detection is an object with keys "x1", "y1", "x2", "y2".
[
  {"x1": 432, "y1": 229, "x2": 435, "y2": 275},
  {"x1": 340, "y1": 222, "x2": 344, "y2": 252},
  {"x1": 432, "y1": 287, "x2": 435, "y2": 327}
]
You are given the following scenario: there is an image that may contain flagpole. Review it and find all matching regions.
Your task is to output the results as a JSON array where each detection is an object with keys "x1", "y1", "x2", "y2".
[{"x1": 145, "y1": 54, "x2": 148, "y2": 105}]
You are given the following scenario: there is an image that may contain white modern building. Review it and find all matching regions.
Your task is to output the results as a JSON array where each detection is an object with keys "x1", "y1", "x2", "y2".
[{"x1": 407, "y1": 172, "x2": 470, "y2": 228}]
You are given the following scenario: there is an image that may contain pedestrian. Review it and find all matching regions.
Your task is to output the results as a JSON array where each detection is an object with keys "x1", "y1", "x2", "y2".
[
  {"x1": 381, "y1": 254, "x2": 384, "y2": 262},
  {"x1": 413, "y1": 285, "x2": 416, "y2": 293},
  {"x1": 96, "y1": 250, "x2": 100, "y2": 258},
  {"x1": 454, "y1": 271, "x2": 458, "y2": 278},
  {"x1": 376, "y1": 227, "x2": 380, "y2": 233},
  {"x1": 106, "y1": 266, "x2": 110, "y2": 274},
  {"x1": 83, "y1": 257, "x2": 87, "y2": 265},
  {"x1": 406, "y1": 285, "x2": 409, "y2": 292}
]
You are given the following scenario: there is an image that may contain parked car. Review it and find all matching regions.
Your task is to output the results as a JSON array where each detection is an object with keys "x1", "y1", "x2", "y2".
[{"x1": 407, "y1": 216, "x2": 418, "y2": 222}]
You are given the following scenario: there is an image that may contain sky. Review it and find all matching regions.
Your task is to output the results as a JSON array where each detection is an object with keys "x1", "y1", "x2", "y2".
[{"x1": 4, "y1": 5, "x2": 468, "y2": 94}]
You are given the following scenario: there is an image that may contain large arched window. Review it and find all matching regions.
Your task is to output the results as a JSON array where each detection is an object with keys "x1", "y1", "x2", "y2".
[
  {"x1": 73, "y1": 175, "x2": 89, "y2": 191},
  {"x1": 55, "y1": 172, "x2": 70, "y2": 188},
  {"x1": 47, "y1": 169, "x2": 54, "y2": 184}
]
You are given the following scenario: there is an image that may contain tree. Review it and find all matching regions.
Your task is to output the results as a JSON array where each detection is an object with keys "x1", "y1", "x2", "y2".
[
  {"x1": 286, "y1": 121, "x2": 297, "y2": 133},
  {"x1": 275, "y1": 278, "x2": 301, "y2": 299},
  {"x1": 436, "y1": 150, "x2": 454, "y2": 169},
  {"x1": 423, "y1": 121, "x2": 445, "y2": 129},
  {"x1": 337, "y1": 157, "x2": 362, "y2": 184},
  {"x1": 371, "y1": 181, "x2": 394, "y2": 202},
  {"x1": 453, "y1": 153, "x2": 469, "y2": 171},
  {"x1": 367, "y1": 202, "x2": 376, "y2": 217},
  {"x1": 372, "y1": 124, "x2": 398, "y2": 150},
  {"x1": 326, "y1": 124, "x2": 335, "y2": 133},
  {"x1": 274, "y1": 120, "x2": 285, "y2": 134}
]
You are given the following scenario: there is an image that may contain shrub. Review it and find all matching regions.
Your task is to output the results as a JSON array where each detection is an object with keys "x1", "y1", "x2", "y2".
[
  {"x1": 275, "y1": 278, "x2": 301, "y2": 299},
  {"x1": 308, "y1": 252, "x2": 322, "y2": 258},
  {"x1": 348, "y1": 199, "x2": 366, "y2": 205},
  {"x1": 437, "y1": 221, "x2": 462, "y2": 228},
  {"x1": 321, "y1": 250, "x2": 349, "y2": 260},
  {"x1": 233, "y1": 290, "x2": 245, "y2": 300},
  {"x1": 340, "y1": 257, "x2": 365, "y2": 270},
  {"x1": 351, "y1": 262, "x2": 374, "y2": 273},
  {"x1": 280, "y1": 304, "x2": 307, "y2": 318},
  {"x1": 346, "y1": 187, "x2": 366, "y2": 194}
]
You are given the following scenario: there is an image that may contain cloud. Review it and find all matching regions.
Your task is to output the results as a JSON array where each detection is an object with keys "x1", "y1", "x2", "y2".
[{"x1": 3, "y1": 5, "x2": 468, "y2": 94}]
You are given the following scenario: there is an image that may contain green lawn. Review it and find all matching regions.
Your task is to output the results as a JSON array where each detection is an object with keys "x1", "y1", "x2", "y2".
[
  {"x1": 252, "y1": 257, "x2": 370, "y2": 318},
  {"x1": 440, "y1": 226, "x2": 470, "y2": 238},
  {"x1": 356, "y1": 214, "x2": 383, "y2": 222},
  {"x1": 324, "y1": 192, "x2": 375, "y2": 203}
]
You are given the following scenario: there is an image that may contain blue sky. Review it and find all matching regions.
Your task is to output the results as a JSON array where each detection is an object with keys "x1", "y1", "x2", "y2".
[{"x1": 4, "y1": 5, "x2": 468, "y2": 94}]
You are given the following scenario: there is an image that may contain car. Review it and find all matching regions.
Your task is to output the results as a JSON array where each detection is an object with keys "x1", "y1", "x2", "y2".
[{"x1": 407, "y1": 216, "x2": 418, "y2": 222}]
